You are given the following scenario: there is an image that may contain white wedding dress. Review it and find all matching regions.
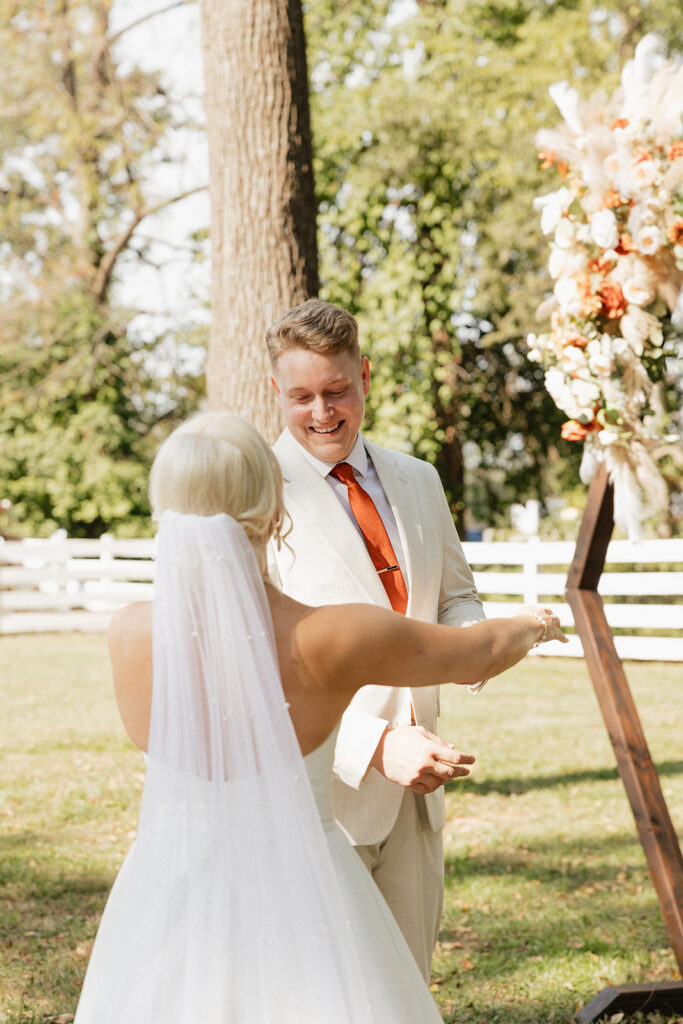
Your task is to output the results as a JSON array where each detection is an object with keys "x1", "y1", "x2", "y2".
[
  {"x1": 303, "y1": 727, "x2": 443, "y2": 1022},
  {"x1": 73, "y1": 512, "x2": 444, "y2": 1023}
]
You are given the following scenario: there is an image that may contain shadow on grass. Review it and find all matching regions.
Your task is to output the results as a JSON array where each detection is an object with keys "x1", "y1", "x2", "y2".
[
  {"x1": 447, "y1": 759, "x2": 683, "y2": 797},
  {"x1": 438, "y1": 831, "x2": 675, "y2": 992},
  {"x1": 444, "y1": 827, "x2": 660, "y2": 886},
  {"x1": 1, "y1": 834, "x2": 114, "y2": 1021},
  {"x1": 0, "y1": 833, "x2": 113, "y2": 948}
]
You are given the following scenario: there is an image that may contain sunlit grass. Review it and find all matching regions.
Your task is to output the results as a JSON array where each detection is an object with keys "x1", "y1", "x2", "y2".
[
  {"x1": 0, "y1": 637, "x2": 681, "y2": 1023},
  {"x1": 435, "y1": 658, "x2": 682, "y2": 1023}
]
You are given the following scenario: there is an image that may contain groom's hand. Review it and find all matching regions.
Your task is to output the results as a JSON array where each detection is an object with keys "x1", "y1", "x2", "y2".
[{"x1": 370, "y1": 725, "x2": 475, "y2": 794}]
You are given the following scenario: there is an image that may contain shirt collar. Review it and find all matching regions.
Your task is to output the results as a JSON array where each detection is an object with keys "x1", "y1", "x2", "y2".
[{"x1": 287, "y1": 429, "x2": 368, "y2": 480}]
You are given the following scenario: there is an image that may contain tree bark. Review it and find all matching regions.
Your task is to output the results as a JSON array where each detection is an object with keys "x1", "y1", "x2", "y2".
[{"x1": 199, "y1": 0, "x2": 318, "y2": 440}]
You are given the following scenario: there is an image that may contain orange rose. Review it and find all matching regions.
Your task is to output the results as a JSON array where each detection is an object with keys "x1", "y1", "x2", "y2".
[
  {"x1": 565, "y1": 334, "x2": 589, "y2": 348},
  {"x1": 667, "y1": 221, "x2": 683, "y2": 245},
  {"x1": 600, "y1": 280, "x2": 627, "y2": 319},
  {"x1": 616, "y1": 233, "x2": 636, "y2": 254},
  {"x1": 561, "y1": 420, "x2": 589, "y2": 441},
  {"x1": 668, "y1": 142, "x2": 683, "y2": 162},
  {"x1": 575, "y1": 273, "x2": 602, "y2": 317},
  {"x1": 603, "y1": 188, "x2": 624, "y2": 209},
  {"x1": 538, "y1": 148, "x2": 557, "y2": 170},
  {"x1": 610, "y1": 118, "x2": 629, "y2": 131},
  {"x1": 589, "y1": 255, "x2": 613, "y2": 275}
]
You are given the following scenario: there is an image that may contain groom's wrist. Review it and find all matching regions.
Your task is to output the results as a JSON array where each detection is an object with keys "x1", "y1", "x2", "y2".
[{"x1": 370, "y1": 726, "x2": 391, "y2": 774}]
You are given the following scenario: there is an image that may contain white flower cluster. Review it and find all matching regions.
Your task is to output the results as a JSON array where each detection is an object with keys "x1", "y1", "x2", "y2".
[{"x1": 529, "y1": 35, "x2": 683, "y2": 536}]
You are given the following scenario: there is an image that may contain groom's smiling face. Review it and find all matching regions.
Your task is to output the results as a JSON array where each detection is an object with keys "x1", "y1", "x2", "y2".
[{"x1": 271, "y1": 347, "x2": 370, "y2": 463}]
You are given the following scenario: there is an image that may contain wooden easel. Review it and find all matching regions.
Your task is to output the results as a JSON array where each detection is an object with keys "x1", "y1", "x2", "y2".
[{"x1": 565, "y1": 461, "x2": 683, "y2": 1021}]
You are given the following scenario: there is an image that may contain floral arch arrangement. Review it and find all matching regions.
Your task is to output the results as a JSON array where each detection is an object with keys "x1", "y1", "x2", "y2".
[{"x1": 528, "y1": 35, "x2": 683, "y2": 539}]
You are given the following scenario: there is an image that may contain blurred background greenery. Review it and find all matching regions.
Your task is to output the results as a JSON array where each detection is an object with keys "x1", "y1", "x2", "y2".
[{"x1": 1, "y1": 0, "x2": 682, "y2": 539}]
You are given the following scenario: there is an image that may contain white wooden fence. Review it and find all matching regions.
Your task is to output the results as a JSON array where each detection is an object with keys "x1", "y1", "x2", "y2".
[{"x1": 1, "y1": 534, "x2": 682, "y2": 660}]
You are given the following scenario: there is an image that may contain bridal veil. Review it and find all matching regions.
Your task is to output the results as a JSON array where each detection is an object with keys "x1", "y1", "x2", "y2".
[{"x1": 74, "y1": 511, "x2": 375, "y2": 1022}]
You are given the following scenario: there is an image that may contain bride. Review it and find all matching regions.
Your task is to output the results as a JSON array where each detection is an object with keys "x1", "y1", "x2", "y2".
[{"x1": 74, "y1": 411, "x2": 565, "y2": 1023}]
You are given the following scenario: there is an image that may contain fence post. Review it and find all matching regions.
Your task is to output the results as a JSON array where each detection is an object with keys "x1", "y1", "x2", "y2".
[
  {"x1": 99, "y1": 533, "x2": 115, "y2": 607},
  {"x1": 523, "y1": 535, "x2": 540, "y2": 605}
]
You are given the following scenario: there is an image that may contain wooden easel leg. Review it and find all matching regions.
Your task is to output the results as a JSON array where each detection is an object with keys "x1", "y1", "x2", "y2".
[
  {"x1": 567, "y1": 589, "x2": 683, "y2": 968},
  {"x1": 565, "y1": 464, "x2": 683, "y2": 1018},
  {"x1": 576, "y1": 981, "x2": 683, "y2": 1022}
]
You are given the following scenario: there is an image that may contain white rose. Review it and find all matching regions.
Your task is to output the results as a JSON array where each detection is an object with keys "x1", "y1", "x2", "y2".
[
  {"x1": 576, "y1": 223, "x2": 593, "y2": 245},
  {"x1": 534, "y1": 187, "x2": 573, "y2": 235},
  {"x1": 548, "y1": 247, "x2": 567, "y2": 279},
  {"x1": 554, "y1": 276, "x2": 580, "y2": 309},
  {"x1": 631, "y1": 158, "x2": 658, "y2": 190},
  {"x1": 590, "y1": 209, "x2": 619, "y2": 249},
  {"x1": 571, "y1": 378, "x2": 601, "y2": 407},
  {"x1": 559, "y1": 345, "x2": 587, "y2": 371},
  {"x1": 635, "y1": 224, "x2": 662, "y2": 255},
  {"x1": 598, "y1": 430, "x2": 620, "y2": 446},
  {"x1": 554, "y1": 217, "x2": 576, "y2": 249},
  {"x1": 544, "y1": 368, "x2": 575, "y2": 411},
  {"x1": 603, "y1": 152, "x2": 623, "y2": 179},
  {"x1": 622, "y1": 278, "x2": 655, "y2": 306},
  {"x1": 589, "y1": 351, "x2": 616, "y2": 375}
]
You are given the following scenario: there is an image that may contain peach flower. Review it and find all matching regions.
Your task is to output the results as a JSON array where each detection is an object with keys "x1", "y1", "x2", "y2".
[
  {"x1": 600, "y1": 280, "x2": 627, "y2": 319},
  {"x1": 561, "y1": 420, "x2": 590, "y2": 441},
  {"x1": 667, "y1": 220, "x2": 683, "y2": 245},
  {"x1": 603, "y1": 188, "x2": 625, "y2": 209},
  {"x1": 631, "y1": 157, "x2": 658, "y2": 189},
  {"x1": 635, "y1": 224, "x2": 663, "y2": 255}
]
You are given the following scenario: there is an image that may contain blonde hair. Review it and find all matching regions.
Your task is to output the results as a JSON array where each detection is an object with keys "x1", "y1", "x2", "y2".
[
  {"x1": 149, "y1": 412, "x2": 285, "y2": 574},
  {"x1": 265, "y1": 297, "x2": 360, "y2": 366}
]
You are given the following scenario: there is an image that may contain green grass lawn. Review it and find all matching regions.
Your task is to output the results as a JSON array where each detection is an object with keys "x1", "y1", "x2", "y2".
[{"x1": 0, "y1": 635, "x2": 681, "y2": 1024}]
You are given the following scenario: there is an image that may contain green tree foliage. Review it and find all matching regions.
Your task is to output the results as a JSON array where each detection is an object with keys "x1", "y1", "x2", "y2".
[
  {"x1": 0, "y1": 0, "x2": 205, "y2": 537},
  {"x1": 306, "y1": 0, "x2": 683, "y2": 533}
]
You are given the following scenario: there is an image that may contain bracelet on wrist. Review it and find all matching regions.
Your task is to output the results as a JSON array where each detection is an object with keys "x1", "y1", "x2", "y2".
[{"x1": 520, "y1": 611, "x2": 548, "y2": 648}]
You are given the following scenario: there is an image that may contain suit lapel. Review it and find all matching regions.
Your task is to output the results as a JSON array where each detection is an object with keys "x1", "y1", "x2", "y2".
[{"x1": 275, "y1": 432, "x2": 389, "y2": 606}]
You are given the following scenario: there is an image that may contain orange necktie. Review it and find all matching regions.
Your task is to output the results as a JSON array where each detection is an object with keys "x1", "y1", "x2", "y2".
[{"x1": 331, "y1": 462, "x2": 408, "y2": 614}]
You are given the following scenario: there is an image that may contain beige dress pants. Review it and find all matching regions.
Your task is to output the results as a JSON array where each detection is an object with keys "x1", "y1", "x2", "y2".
[{"x1": 354, "y1": 789, "x2": 444, "y2": 983}]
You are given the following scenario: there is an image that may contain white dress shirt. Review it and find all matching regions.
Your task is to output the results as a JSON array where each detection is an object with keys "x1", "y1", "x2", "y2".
[{"x1": 288, "y1": 432, "x2": 409, "y2": 590}]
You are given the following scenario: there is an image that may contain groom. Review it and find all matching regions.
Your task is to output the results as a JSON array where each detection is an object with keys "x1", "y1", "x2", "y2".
[{"x1": 265, "y1": 298, "x2": 485, "y2": 981}]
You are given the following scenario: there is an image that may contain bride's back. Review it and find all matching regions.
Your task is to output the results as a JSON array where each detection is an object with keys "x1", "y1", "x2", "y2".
[{"x1": 108, "y1": 588, "x2": 352, "y2": 758}]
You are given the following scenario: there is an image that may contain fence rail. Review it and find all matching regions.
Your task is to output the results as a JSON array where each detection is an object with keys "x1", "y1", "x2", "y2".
[{"x1": 1, "y1": 535, "x2": 682, "y2": 660}]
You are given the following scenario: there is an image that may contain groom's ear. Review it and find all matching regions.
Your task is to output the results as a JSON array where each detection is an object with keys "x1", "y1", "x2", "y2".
[{"x1": 270, "y1": 375, "x2": 281, "y2": 398}]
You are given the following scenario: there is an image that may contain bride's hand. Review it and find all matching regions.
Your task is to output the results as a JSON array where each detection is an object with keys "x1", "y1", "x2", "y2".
[{"x1": 518, "y1": 605, "x2": 568, "y2": 646}]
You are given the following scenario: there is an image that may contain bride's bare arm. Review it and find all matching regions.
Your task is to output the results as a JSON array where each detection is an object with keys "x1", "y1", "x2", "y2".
[
  {"x1": 108, "y1": 602, "x2": 153, "y2": 750},
  {"x1": 296, "y1": 602, "x2": 567, "y2": 697}
]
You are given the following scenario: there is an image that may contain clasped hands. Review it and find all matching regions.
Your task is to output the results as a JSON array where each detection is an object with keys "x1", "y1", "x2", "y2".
[{"x1": 371, "y1": 724, "x2": 474, "y2": 795}]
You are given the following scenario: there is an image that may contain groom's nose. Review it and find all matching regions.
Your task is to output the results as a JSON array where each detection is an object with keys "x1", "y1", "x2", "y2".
[{"x1": 311, "y1": 394, "x2": 335, "y2": 420}]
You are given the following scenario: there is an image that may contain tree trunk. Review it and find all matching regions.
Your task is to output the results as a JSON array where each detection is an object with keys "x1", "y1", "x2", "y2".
[{"x1": 199, "y1": 0, "x2": 319, "y2": 440}]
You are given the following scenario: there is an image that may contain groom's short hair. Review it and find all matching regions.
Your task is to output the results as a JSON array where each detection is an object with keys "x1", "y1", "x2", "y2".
[{"x1": 265, "y1": 298, "x2": 360, "y2": 365}]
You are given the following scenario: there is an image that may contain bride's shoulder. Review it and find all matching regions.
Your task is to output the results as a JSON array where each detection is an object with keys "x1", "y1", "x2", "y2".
[
  {"x1": 108, "y1": 602, "x2": 153, "y2": 663},
  {"x1": 108, "y1": 600, "x2": 152, "y2": 633}
]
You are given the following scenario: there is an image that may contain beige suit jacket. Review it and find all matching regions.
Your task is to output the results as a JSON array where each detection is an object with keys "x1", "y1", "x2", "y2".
[{"x1": 268, "y1": 430, "x2": 484, "y2": 846}]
